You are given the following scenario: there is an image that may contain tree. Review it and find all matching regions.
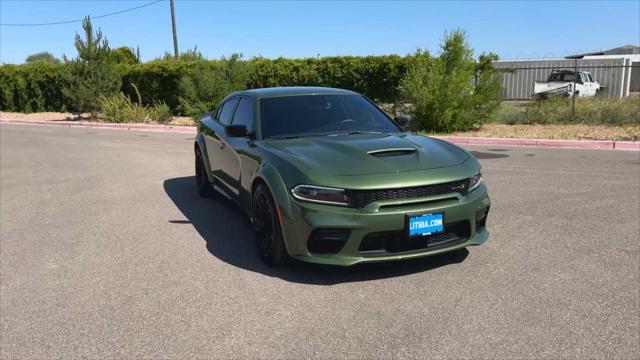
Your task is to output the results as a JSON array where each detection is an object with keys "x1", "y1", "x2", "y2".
[
  {"x1": 25, "y1": 52, "x2": 61, "y2": 64},
  {"x1": 402, "y1": 29, "x2": 502, "y2": 132},
  {"x1": 110, "y1": 46, "x2": 140, "y2": 64},
  {"x1": 62, "y1": 16, "x2": 121, "y2": 116}
]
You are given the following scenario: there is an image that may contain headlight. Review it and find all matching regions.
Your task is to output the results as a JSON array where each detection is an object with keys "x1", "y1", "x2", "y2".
[
  {"x1": 291, "y1": 185, "x2": 349, "y2": 206},
  {"x1": 468, "y1": 171, "x2": 483, "y2": 192}
]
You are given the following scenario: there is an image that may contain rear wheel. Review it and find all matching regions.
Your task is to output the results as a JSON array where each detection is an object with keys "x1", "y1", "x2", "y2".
[
  {"x1": 252, "y1": 184, "x2": 289, "y2": 266},
  {"x1": 195, "y1": 148, "x2": 214, "y2": 198}
]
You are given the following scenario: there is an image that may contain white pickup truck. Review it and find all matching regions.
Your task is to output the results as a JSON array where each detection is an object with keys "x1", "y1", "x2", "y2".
[{"x1": 534, "y1": 70, "x2": 601, "y2": 99}]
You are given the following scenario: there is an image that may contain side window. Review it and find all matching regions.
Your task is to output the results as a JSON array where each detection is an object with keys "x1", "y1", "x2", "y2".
[
  {"x1": 232, "y1": 98, "x2": 255, "y2": 131},
  {"x1": 218, "y1": 98, "x2": 239, "y2": 125}
]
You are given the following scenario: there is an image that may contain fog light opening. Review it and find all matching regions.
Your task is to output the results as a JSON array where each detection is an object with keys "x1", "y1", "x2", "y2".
[{"x1": 307, "y1": 228, "x2": 351, "y2": 254}]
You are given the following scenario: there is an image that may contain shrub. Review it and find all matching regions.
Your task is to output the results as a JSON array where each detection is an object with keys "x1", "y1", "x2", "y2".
[
  {"x1": 148, "y1": 102, "x2": 172, "y2": 124},
  {"x1": 177, "y1": 54, "x2": 249, "y2": 118},
  {"x1": 64, "y1": 61, "x2": 121, "y2": 116},
  {"x1": 99, "y1": 82, "x2": 173, "y2": 124},
  {"x1": 1, "y1": 54, "x2": 412, "y2": 115},
  {"x1": 99, "y1": 92, "x2": 147, "y2": 123},
  {"x1": 110, "y1": 47, "x2": 140, "y2": 64},
  {"x1": 0, "y1": 62, "x2": 68, "y2": 113},
  {"x1": 120, "y1": 60, "x2": 190, "y2": 113},
  {"x1": 402, "y1": 30, "x2": 502, "y2": 132},
  {"x1": 25, "y1": 52, "x2": 61, "y2": 64}
]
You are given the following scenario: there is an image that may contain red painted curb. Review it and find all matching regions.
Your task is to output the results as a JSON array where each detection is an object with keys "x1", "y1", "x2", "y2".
[
  {"x1": 614, "y1": 141, "x2": 640, "y2": 151},
  {"x1": 2, "y1": 119, "x2": 638, "y2": 151},
  {"x1": 466, "y1": 137, "x2": 538, "y2": 146},
  {"x1": 535, "y1": 139, "x2": 614, "y2": 150},
  {"x1": 438, "y1": 136, "x2": 468, "y2": 144}
]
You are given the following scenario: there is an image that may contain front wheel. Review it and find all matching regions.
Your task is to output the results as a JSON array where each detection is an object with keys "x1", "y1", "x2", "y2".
[
  {"x1": 252, "y1": 184, "x2": 289, "y2": 266},
  {"x1": 195, "y1": 148, "x2": 214, "y2": 198}
]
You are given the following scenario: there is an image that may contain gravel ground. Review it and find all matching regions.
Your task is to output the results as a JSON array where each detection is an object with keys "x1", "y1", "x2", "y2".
[
  {"x1": 1, "y1": 124, "x2": 639, "y2": 358},
  {"x1": 0, "y1": 111, "x2": 195, "y2": 126},
  {"x1": 436, "y1": 123, "x2": 640, "y2": 141}
]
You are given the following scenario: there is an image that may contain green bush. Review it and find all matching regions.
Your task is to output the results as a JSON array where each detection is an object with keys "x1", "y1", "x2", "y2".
[
  {"x1": 99, "y1": 82, "x2": 173, "y2": 124},
  {"x1": 99, "y1": 92, "x2": 147, "y2": 123},
  {"x1": 402, "y1": 30, "x2": 502, "y2": 132},
  {"x1": 25, "y1": 52, "x2": 61, "y2": 64},
  {"x1": 247, "y1": 55, "x2": 409, "y2": 103},
  {"x1": 148, "y1": 102, "x2": 172, "y2": 124},
  {"x1": 110, "y1": 47, "x2": 140, "y2": 65},
  {"x1": 0, "y1": 62, "x2": 68, "y2": 113},
  {"x1": 177, "y1": 54, "x2": 249, "y2": 118},
  {"x1": 1, "y1": 55, "x2": 411, "y2": 115},
  {"x1": 64, "y1": 60, "x2": 121, "y2": 116}
]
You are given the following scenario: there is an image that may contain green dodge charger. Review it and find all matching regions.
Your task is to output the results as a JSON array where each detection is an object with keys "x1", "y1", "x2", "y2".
[{"x1": 194, "y1": 87, "x2": 490, "y2": 266}]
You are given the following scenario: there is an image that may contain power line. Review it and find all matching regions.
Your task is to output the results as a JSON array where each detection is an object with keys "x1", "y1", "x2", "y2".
[{"x1": 0, "y1": 0, "x2": 164, "y2": 27}]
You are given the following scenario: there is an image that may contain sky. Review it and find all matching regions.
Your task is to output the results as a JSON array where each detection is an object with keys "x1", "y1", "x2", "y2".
[{"x1": 1, "y1": 0, "x2": 639, "y2": 64}]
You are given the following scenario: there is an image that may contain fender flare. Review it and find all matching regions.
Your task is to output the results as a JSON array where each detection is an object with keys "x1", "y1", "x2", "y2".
[
  {"x1": 253, "y1": 163, "x2": 293, "y2": 220},
  {"x1": 194, "y1": 133, "x2": 215, "y2": 183}
]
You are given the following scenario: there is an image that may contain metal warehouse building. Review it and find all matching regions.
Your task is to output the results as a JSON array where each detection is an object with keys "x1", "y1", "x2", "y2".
[{"x1": 494, "y1": 45, "x2": 640, "y2": 99}]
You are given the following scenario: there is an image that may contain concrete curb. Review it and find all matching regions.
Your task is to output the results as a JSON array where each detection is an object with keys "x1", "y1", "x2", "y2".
[{"x1": 1, "y1": 119, "x2": 638, "y2": 151}]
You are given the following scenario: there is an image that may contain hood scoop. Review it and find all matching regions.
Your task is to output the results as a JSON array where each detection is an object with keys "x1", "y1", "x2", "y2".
[{"x1": 367, "y1": 147, "x2": 417, "y2": 157}]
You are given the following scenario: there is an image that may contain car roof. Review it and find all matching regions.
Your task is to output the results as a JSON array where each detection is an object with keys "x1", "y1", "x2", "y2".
[{"x1": 228, "y1": 86, "x2": 359, "y2": 100}]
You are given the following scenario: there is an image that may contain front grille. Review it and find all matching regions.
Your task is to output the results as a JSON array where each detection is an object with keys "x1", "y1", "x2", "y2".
[
  {"x1": 347, "y1": 179, "x2": 469, "y2": 208},
  {"x1": 359, "y1": 220, "x2": 470, "y2": 253}
]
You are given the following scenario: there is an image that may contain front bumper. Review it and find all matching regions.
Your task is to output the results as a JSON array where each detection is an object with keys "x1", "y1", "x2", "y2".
[{"x1": 279, "y1": 183, "x2": 491, "y2": 266}]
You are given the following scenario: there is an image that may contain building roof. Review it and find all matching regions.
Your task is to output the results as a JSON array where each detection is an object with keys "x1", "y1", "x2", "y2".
[{"x1": 565, "y1": 45, "x2": 640, "y2": 59}]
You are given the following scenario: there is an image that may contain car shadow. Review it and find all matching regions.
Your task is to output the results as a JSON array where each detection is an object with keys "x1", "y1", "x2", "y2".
[{"x1": 164, "y1": 176, "x2": 469, "y2": 285}]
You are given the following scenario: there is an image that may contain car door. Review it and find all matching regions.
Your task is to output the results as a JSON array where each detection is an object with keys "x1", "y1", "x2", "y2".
[
  {"x1": 205, "y1": 97, "x2": 239, "y2": 194},
  {"x1": 585, "y1": 73, "x2": 597, "y2": 96},
  {"x1": 579, "y1": 73, "x2": 594, "y2": 96},
  {"x1": 217, "y1": 96, "x2": 257, "y2": 204}
]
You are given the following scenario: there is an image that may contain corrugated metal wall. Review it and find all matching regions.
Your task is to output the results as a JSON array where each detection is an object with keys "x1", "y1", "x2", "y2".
[
  {"x1": 630, "y1": 62, "x2": 640, "y2": 92},
  {"x1": 494, "y1": 58, "x2": 627, "y2": 99}
]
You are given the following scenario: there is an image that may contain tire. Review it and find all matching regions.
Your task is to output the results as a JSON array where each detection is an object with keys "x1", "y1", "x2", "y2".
[
  {"x1": 252, "y1": 184, "x2": 289, "y2": 266},
  {"x1": 195, "y1": 148, "x2": 214, "y2": 198}
]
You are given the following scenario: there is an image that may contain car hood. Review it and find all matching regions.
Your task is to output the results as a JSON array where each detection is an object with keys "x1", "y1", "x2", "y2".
[{"x1": 263, "y1": 133, "x2": 469, "y2": 176}]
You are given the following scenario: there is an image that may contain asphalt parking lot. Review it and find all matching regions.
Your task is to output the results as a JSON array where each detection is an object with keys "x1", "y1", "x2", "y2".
[{"x1": 1, "y1": 124, "x2": 638, "y2": 358}]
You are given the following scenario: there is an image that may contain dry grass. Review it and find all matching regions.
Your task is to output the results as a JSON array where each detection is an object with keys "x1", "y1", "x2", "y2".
[
  {"x1": 438, "y1": 123, "x2": 640, "y2": 141},
  {"x1": 0, "y1": 111, "x2": 197, "y2": 127},
  {"x1": 168, "y1": 116, "x2": 197, "y2": 126},
  {"x1": 0, "y1": 111, "x2": 91, "y2": 122}
]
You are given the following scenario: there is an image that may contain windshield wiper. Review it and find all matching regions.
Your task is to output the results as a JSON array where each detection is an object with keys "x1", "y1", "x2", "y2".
[
  {"x1": 329, "y1": 130, "x2": 384, "y2": 136},
  {"x1": 269, "y1": 132, "x2": 330, "y2": 140},
  {"x1": 269, "y1": 134, "x2": 301, "y2": 139}
]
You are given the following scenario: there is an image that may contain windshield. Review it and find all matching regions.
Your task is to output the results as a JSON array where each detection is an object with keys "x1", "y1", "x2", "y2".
[
  {"x1": 260, "y1": 94, "x2": 400, "y2": 139},
  {"x1": 548, "y1": 72, "x2": 579, "y2": 82}
]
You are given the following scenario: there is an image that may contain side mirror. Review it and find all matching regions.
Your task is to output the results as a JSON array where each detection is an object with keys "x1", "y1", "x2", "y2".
[
  {"x1": 394, "y1": 115, "x2": 410, "y2": 128},
  {"x1": 225, "y1": 124, "x2": 248, "y2": 137}
]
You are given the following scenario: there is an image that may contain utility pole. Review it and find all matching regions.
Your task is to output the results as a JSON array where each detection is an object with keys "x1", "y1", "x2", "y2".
[{"x1": 170, "y1": 0, "x2": 179, "y2": 59}]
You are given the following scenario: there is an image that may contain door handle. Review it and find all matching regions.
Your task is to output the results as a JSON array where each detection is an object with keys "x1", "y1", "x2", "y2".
[{"x1": 220, "y1": 142, "x2": 225, "y2": 150}]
